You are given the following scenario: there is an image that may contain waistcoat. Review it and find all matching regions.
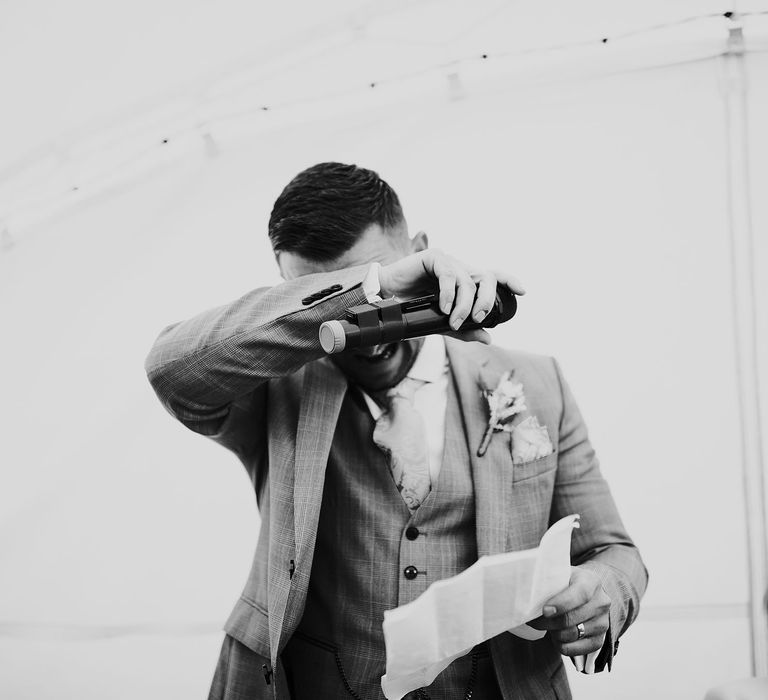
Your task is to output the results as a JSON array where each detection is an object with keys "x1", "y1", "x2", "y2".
[{"x1": 283, "y1": 373, "x2": 499, "y2": 700}]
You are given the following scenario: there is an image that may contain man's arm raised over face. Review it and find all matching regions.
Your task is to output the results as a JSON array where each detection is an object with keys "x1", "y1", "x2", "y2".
[
  {"x1": 145, "y1": 265, "x2": 371, "y2": 440},
  {"x1": 145, "y1": 251, "x2": 523, "y2": 450}
]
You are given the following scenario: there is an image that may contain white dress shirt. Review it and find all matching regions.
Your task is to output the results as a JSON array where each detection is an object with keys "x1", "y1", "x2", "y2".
[{"x1": 361, "y1": 334, "x2": 449, "y2": 485}]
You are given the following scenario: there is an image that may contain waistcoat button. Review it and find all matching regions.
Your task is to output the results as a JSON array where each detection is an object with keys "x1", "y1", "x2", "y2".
[
  {"x1": 404, "y1": 565, "x2": 418, "y2": 580},
  {"x1": 405, "y1": 526, "x2": 420, "y2": 540}
]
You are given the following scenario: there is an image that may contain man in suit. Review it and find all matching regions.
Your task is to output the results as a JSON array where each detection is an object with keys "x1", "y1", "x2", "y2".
[{"x1": 145, "y1": 162, "x2": 647, "y2": 699}]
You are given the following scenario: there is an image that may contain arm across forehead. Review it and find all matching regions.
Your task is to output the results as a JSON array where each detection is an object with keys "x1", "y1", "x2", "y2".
[{"x1": 144, "y1": 265, "x2": 371, "y2": 447}]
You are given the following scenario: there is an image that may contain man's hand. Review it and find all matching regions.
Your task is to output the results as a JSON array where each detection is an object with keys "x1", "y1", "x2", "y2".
[
  {"x1": 528, "y1": 567, "x2": 610, "y2": 656},
  {"x1": 377, "y1": 249, "x2": 525, "y2": 335}
]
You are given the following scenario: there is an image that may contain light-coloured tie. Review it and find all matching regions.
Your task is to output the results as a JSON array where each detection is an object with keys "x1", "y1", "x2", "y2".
[{"x1": 373, "y1": 377, "x2": 431, "y2": 512}]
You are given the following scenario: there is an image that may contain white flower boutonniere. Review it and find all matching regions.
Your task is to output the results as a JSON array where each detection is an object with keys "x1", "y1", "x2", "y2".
[{"x1": 477, "y1": 370, "x2": 527, "y2": 457}]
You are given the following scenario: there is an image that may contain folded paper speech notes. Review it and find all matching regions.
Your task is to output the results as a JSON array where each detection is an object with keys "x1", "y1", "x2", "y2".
[{"x1": 380, "y1": 514, "x2": 580, "y2": 700}]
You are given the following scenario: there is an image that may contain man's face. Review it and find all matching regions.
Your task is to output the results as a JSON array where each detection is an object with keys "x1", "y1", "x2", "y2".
[{"x1": 278, "y1": 221, "x2": 427, "y2": 392}]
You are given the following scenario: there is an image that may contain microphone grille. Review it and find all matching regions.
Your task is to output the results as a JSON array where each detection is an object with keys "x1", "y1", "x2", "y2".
[{"x1": 319, "y1": 321, "x2": 346, "y2": 354}]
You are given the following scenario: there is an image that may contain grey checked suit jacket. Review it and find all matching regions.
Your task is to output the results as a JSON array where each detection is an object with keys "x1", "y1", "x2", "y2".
[{"x1": 145, "y1": 265, "x2": 648, "y2": 700}]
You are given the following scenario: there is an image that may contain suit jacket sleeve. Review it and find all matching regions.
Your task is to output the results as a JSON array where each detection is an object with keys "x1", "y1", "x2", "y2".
[
  {"x1": 549, "y1": 357, "x2": 649, "y2": 672},
  {"x1": 144, "y1": 265, "x2": 369, "y2": 462}
]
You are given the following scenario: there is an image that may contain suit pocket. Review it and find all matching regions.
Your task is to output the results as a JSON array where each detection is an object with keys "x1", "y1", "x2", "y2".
[
  {"x1": 284, "y1": 631, "x2": 359, "y2": 700},
  {"x1": 240, "y1": 594, "x2": 268, "y2": 617},
  {"x1": 224, "y1": 596, "x2": 271, "y2": 660},
  {"x1": 503, "y1": 451, "x2": 559, "y2": 552},
  {"x1": 208, "y1": 635, "x2": 273, "y2": 700},
  {"x1": 512, "y1": 451, "x2": 557, "y2": 483}
]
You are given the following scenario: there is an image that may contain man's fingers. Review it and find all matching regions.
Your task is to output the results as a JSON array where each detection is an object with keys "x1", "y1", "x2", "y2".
[
  {"x1": 528, "y1": 613, "x2": 609, "y2": 656},
  {"x1": 531, "y1": 595, "x2": 610, "y2": 631},
  {"x1": 527, "y1": 568, "x2": 610, "y2": 658},
  {"x1": 550, "y1": 615, "x2": 609, "y2": 645},
  {"x1": 381, "y1": 250, "x2": 524, "y2": 313},
  {"x1": 471, "y1": 272, "x2": 497, "y2": 323},
  {"x1": 495, "y1": 270, "x2": 526, "y2": 296},
  {"x1": 427, "y1": 252, "x2": 458, "y2": 315},
  {"x1": 531, "y1": 612, "x2": 609, "y2": 656},
  {"x1": 449, "y1": 269, "x2": 476, "y2": 330},
  {"x1": 437, "y1": 273, "x2": 456, "y2": 314},
  {"x1": 541, "y1": 568, "x2": 598, "y2": 618},
  {"x1": 558, "y1": 631, "x2": 607, "y2": 658}
]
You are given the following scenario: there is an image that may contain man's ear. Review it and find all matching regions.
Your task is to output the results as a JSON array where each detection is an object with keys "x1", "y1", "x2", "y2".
[{"x1": 410, "y1": 230, "x2": 429, "y2": 253}]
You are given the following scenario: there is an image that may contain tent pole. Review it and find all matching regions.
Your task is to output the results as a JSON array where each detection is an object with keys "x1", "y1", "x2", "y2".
[{"x1": 722, "y1": 14, "x2": 768, "y2": 676}]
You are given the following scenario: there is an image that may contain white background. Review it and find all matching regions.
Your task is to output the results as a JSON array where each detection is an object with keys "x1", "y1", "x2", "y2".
[{"x1": 2, "y1": 2, "x2": 767, "y2": 698}]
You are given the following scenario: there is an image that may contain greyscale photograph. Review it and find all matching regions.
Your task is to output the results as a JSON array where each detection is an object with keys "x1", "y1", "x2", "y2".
[{"x1": 1, "y1": 2, "x2": 767, "y2": 699}]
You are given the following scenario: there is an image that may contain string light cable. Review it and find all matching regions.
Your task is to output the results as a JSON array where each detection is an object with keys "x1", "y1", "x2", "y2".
[{"x1": 1, "y1": 9, "x2": 767, "y2": 246}]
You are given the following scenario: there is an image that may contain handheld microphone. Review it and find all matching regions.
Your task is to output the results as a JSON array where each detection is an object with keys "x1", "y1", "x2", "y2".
[{"x1": 319, "y1": 284, "x2": 517, "y2": 354}]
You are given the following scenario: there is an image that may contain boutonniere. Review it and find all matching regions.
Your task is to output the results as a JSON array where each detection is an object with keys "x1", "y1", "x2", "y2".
[{"x1": 477, "y1": 370, "x2": 527, "y2": 456}]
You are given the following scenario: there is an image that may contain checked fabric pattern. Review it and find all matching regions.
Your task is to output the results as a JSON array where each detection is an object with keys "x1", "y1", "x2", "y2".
[{"x1": 373, "y1": 377, "x2": 431, "y2": 511}]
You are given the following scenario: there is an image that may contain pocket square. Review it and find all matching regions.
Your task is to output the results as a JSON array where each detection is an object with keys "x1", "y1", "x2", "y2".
[{"x1": 511, "y1": 416, "x2": 554, "y2": 465}]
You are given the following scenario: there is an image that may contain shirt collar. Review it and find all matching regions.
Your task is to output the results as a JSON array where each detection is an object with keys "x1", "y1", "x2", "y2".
[{"x1": 359, "y1": 335, "x2": 447, "y2": 420}]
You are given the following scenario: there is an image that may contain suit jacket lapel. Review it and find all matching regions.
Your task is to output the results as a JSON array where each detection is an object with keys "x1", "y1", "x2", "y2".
[
  {"x1": 293, "y1": 358, "x2": 347, "y2": 566},
  {"x1": 269, "y1": 358, "x2": 347, "y2": 662},
  {"x1": 445, "y1": 338, "x2": 529, "y2": 558},
  {"x1": 446, "y1": 339, "x2": 507, "y2": 558}
]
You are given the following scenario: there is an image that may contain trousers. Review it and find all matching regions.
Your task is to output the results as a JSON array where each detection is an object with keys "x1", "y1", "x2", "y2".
[{"x1": 208, "y1": 634, "x2": 504, "y2": 700}]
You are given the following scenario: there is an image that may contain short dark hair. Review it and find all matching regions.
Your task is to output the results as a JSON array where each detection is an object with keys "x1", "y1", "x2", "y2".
[{"x1": 268, "y1": 162, "x2": 404, "y2": 262}]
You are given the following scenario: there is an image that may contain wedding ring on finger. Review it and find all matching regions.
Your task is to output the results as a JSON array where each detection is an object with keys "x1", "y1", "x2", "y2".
[{"x1": 576, "y1": 622, "x2": 586, "y2": 640}]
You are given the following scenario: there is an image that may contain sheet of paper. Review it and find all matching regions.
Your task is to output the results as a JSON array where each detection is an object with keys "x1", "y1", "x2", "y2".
[{"x1": 380, "y1": 514, "x2": 580, "y2": 700}]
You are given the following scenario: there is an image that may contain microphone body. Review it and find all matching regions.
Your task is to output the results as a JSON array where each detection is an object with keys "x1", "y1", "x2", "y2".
[{"x1": 319, "y1": 284, "x2": 517, "y2": 354}]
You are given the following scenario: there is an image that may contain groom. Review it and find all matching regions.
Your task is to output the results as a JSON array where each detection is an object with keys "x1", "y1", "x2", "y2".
[{"x1": 145, "y1": 162, "x2": 647, "y2": 699}]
